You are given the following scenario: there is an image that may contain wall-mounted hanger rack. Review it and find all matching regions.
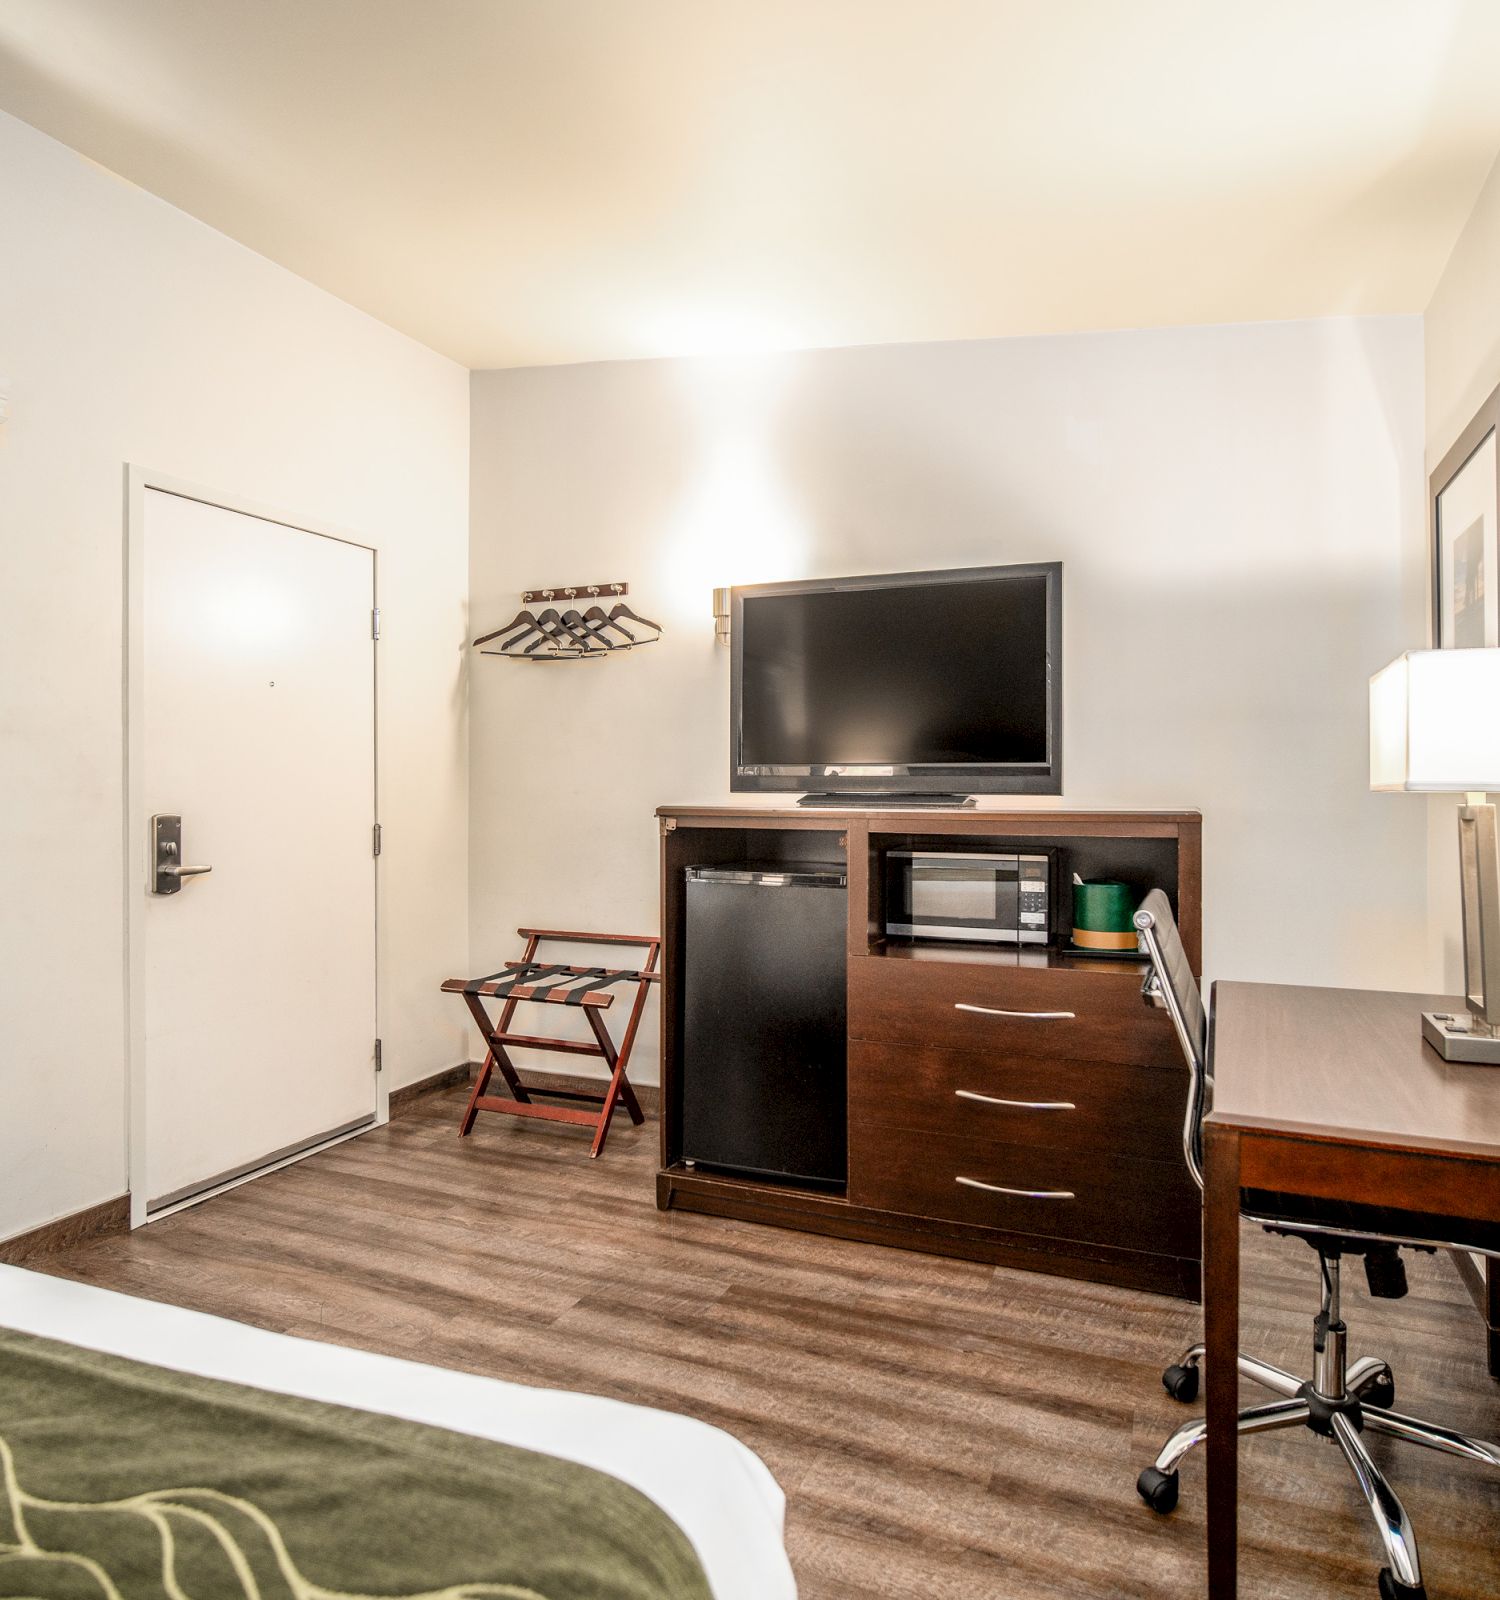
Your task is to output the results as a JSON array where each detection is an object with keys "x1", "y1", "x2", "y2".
[{"x1": 473, "y1": 581, "x2": 663, "y2": 661}]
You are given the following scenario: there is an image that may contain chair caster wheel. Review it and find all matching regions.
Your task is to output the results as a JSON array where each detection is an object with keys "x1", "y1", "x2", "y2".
[
  {"x1": 1136, "y1": 1466, "x2": 1180, "y2": 1514},
  {"x1": 1162, "y1": 1362, "x2": 1199, "y2": 1402},
  {"x1": 1378, "y1": 1568, "x2": 1425, "y2": 1599},
  {"x1": 1361, "y1": 1373, "x2": 1395, "y2": 1411}
]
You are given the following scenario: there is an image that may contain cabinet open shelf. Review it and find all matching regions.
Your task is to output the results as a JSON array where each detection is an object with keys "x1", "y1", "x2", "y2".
[{"x1": 864, "y1": 827, "x2": 1180, "y2": 959}]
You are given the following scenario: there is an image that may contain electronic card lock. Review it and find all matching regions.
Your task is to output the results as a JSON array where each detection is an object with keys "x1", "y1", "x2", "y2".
[{"x1": 151, "y1": 814, "x2": 213, "y2": 895}]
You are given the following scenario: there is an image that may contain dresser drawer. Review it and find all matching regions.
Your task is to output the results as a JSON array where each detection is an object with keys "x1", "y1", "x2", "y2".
[
  {"x1": 848, "y1": 954, "x2": 1178, "y2": 1067},
  {"x1": 849, "y1": 1123, "x2": 1200, "y2": 1255},
  {"x1": 850, "y1": 1040, "x2": 1184, "y2": 1160}
]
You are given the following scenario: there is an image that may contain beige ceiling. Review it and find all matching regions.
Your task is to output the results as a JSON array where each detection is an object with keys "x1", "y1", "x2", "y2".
[{"x1": 3, "y1": 0, "x2": 1500, "y2": 368}]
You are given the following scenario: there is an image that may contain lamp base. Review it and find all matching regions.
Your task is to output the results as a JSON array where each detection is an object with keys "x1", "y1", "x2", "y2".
[{"x1": 1421, "y1": 1010, "x2": 1500, "y2": 1065}]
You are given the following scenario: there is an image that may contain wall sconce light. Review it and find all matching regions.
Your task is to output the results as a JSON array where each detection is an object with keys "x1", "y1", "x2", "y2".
[{"x1": 713, "y1": 587, "x2": 732, "y2": 644}]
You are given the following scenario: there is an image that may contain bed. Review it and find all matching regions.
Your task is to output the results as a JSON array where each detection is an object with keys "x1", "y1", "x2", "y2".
[{"x1": 0, "y1": 1263, "x2": 796, "y2": 1599}]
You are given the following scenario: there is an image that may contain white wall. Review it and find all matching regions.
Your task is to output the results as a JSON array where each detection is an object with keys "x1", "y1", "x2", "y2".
[
  {"x1": 470, "y1": 317, "x2": 1430, "y2": 1084},
  {"x1": 0, "y1": 111, "x2": 471, "y2": 1241},
  {"x1": 1423, "y1": 149, "x2": 1500, "y2": 989},
  {"x1": 1426, "y1": 152, "x2": 1500, "y2": 467}
]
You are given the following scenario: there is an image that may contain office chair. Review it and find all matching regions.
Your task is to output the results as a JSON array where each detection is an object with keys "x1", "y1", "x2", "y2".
[{"x1": 1132, "y1": 889, "x2": 1500, "y2": 1600}]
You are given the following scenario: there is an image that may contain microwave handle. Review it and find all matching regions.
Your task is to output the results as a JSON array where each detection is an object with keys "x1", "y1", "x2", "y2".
[{"x1": 910, "y1": 861, "x2": 1019, "y2": 874}]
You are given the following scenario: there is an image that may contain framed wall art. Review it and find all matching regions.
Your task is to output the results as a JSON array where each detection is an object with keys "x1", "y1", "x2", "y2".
[{"x1": 1432, "y1": 382, "x2": 1500, "y2": 649}]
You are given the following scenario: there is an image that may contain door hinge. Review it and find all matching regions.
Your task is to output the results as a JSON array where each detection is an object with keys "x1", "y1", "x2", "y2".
[
  {"x1": 372, "y1": 822, "x2": 382, "y2": 857},
  {"x1": 374, "y1": 1038, "x2": 383, "y2": 1074},
  {"x1": 371, "y1": 607, "x2": 381, "y2": 641}
]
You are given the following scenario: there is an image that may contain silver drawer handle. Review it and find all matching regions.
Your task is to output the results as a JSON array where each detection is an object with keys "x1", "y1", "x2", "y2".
[
  {"x1": 955, "y1": 1089, "x2": 1075, "y2": 1110},
  {"x1": 954, "y1": 1003, "x2": 1076, "y2": 1019},
  {"x1": 956, "y1": 1176, "x2": 1075, "y2": 1200}
]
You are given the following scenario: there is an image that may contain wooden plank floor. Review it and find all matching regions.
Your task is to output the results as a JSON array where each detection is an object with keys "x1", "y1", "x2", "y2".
[{"x1": 34, "y1": 1085, "x2": 1500, "y2": 1599}]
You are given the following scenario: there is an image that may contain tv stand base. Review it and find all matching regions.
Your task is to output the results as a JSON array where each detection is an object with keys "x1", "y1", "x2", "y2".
[{"x1": 796, "y1": 792, "x2": 976, "y2": 809}]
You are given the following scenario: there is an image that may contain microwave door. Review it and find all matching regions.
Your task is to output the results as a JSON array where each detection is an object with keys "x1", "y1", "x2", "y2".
[{"x1": 906, "y1": 857, "x2": 1019, "y2": 942}]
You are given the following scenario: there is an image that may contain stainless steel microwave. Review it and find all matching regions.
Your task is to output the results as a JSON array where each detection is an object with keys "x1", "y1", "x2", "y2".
[{"x1": 886, "y1": 850, "x2": 1053, "y2": 945}]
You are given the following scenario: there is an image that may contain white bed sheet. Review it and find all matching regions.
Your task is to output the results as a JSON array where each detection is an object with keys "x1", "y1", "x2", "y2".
[{"x1": 0, "y1": 1264, "x2": 796, "y2": 1600}]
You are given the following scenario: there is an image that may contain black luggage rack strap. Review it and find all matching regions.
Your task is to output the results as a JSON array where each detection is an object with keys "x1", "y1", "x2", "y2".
[{"x1": 442, "y1": 961, "x2": 660, "y2": 1009}]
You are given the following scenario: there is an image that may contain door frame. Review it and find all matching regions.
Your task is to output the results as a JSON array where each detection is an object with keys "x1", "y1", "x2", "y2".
[{"x1": 123, "y1": 466, "x2": 384, "y2": 1228}]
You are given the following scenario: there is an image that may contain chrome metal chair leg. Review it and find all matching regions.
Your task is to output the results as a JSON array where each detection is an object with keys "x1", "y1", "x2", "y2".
[
  {"x1": 1164, "y1": 1343, "x2": 1302, "y2": 1399},
  {"x1": 1330, "y1": 1411, "x2": 1423, "y2": 1591},
  {"x1": 1347, "y1": 1355, "x2": 1392, "y2": 1396},
  {"x1": 1236, "y1": 1352, "x2": 1303, "y2": 1398},
  {"x1": 1151, "y1": 1398, "x2": 1311, "y2": 1475},
  {"x1": 1362, "y1": 1406, "x2": 1500, "y2": 1469}
]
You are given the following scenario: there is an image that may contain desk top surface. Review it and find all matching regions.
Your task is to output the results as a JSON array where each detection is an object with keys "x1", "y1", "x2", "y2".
[{"x1": 1208, "y1": 981, "x2": 1500, "y2": 1159}]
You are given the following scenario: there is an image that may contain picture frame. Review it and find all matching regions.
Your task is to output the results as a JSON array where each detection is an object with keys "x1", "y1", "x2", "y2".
[{"x1": 1431, "y1": 381, "x2": 1500, "y2": 648}]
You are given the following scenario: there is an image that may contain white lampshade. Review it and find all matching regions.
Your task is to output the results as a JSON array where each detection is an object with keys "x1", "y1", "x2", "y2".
[{"x1": 1370, "y1": 648, "x2": 1500, "y2": 793}]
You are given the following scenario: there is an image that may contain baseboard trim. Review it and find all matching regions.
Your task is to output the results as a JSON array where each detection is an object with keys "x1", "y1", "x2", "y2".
[
  {"x1": 388, "y1": 1062, "x2": 473, "y2": 1117},
  {"x1": 0, "y1": 1194, "x2": 131, "y2": 1264}
]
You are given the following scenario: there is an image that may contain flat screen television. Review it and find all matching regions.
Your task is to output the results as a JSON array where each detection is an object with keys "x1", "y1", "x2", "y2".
[{"x1": 730, "y1": 562, "x2": 1061, "y2": 802}]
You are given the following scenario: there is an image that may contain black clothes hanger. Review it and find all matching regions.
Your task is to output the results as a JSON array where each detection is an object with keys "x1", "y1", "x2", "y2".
[
  {"x1": 578, "y1": 605, "x2": 635, "y2": 648},
  {"x1": 558, "y1": 608, "x2": 610, "y2": 651},
  {"x1": 605, "y1": 601, "x2": 663, "y2": 642},
  {"x1": 473, "y1": 607, "x2": 538, "y2": 648},
  {"x1": 473, "y1": 589, "x2": 661, "y2": 659},
  {"x1": 478, "y1": 621, "x2": 544, "y2": 656},
  {"x1": 523, "y1": 608, "x2": 580, "y2": 656}
]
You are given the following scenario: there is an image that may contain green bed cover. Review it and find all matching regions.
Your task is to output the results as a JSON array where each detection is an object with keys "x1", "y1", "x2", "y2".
[{"x1": 0, "y1": 1327, "x2": 713, "y2": 1600}]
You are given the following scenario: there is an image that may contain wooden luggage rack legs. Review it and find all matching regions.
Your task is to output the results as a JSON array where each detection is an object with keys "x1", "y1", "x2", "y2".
[{"x1": 443, "y1": 929, "x2": 661, "y2": 1158}]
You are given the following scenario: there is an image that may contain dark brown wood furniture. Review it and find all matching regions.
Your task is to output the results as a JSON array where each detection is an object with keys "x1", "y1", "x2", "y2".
[
  {"x1": 1202, "y1": 982, "x2": 1500, "y2": 1599},
  {"x1": 445, "y1": 927, "x2": 661, "y2": 1158},
  {"x1": 657, "y1": 806, "x2": 1204, "y2": 1298}
]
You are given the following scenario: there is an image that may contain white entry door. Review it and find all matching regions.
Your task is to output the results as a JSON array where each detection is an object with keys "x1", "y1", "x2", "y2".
[{"x1": 138, "y1": 487, "x2": 377, "y2": 1215}]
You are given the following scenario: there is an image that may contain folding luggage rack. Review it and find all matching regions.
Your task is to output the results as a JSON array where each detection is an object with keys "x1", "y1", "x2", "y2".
[{"x1": 442, "y1": 928, "x2": 661, "y2": 1158}]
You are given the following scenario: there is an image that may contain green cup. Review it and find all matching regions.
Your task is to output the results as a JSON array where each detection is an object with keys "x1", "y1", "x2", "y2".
[{"x1": 1072, "y1": 879, "x2": 1140, "y2": 952}]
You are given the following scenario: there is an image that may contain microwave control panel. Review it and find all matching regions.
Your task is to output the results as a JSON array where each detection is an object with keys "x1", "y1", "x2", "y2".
[{"x1": 1018, "y1": 855, "x2": 1050, "y2": 933}]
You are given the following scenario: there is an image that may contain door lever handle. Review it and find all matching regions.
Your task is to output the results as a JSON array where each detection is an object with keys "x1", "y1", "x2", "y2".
[{"x1": 151, "y1": 815, "x2": 212, "y2": 895}]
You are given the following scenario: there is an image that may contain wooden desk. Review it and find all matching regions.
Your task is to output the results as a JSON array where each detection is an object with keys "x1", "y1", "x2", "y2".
[{"x1": 1202, "y1": 982, "x2": 1500, "y2": 1599}]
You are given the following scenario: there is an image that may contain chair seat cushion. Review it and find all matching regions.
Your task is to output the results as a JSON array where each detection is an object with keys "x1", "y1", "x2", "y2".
[{"x1": 1243, "y1": 1187, "x2": 1500, "y2": 1257}]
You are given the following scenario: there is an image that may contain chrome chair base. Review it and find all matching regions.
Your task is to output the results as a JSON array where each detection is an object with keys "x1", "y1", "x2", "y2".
[{"x1": 1137, "y1": 1259, "x2": 1500, "y2": 1599}]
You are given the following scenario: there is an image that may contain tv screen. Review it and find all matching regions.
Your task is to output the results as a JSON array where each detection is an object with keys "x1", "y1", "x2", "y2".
[{"x1": 731, "y1": 563, "x2": 1061, "y2": 796}]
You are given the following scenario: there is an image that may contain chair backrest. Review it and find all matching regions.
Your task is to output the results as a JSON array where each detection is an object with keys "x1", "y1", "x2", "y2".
[{"x1": 1134, "y1": 888, "x2": 1209, "y2": 1190}]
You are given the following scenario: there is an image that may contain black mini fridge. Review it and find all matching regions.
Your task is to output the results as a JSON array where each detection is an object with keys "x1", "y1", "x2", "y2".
[{"x1": 680, "y1": 864, "x2": 847, "y2": 1187}]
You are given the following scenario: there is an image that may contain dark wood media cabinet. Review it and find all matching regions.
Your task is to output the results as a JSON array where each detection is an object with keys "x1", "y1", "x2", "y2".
[{"x1": 656, "y1": 806, "x2": 1204, "y2": 1300}]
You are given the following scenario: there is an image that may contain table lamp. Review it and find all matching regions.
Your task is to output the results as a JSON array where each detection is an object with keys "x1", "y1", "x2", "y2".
[{"x1": 1370, "y1": 647, "x2": 1500, "y2": 1063}]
